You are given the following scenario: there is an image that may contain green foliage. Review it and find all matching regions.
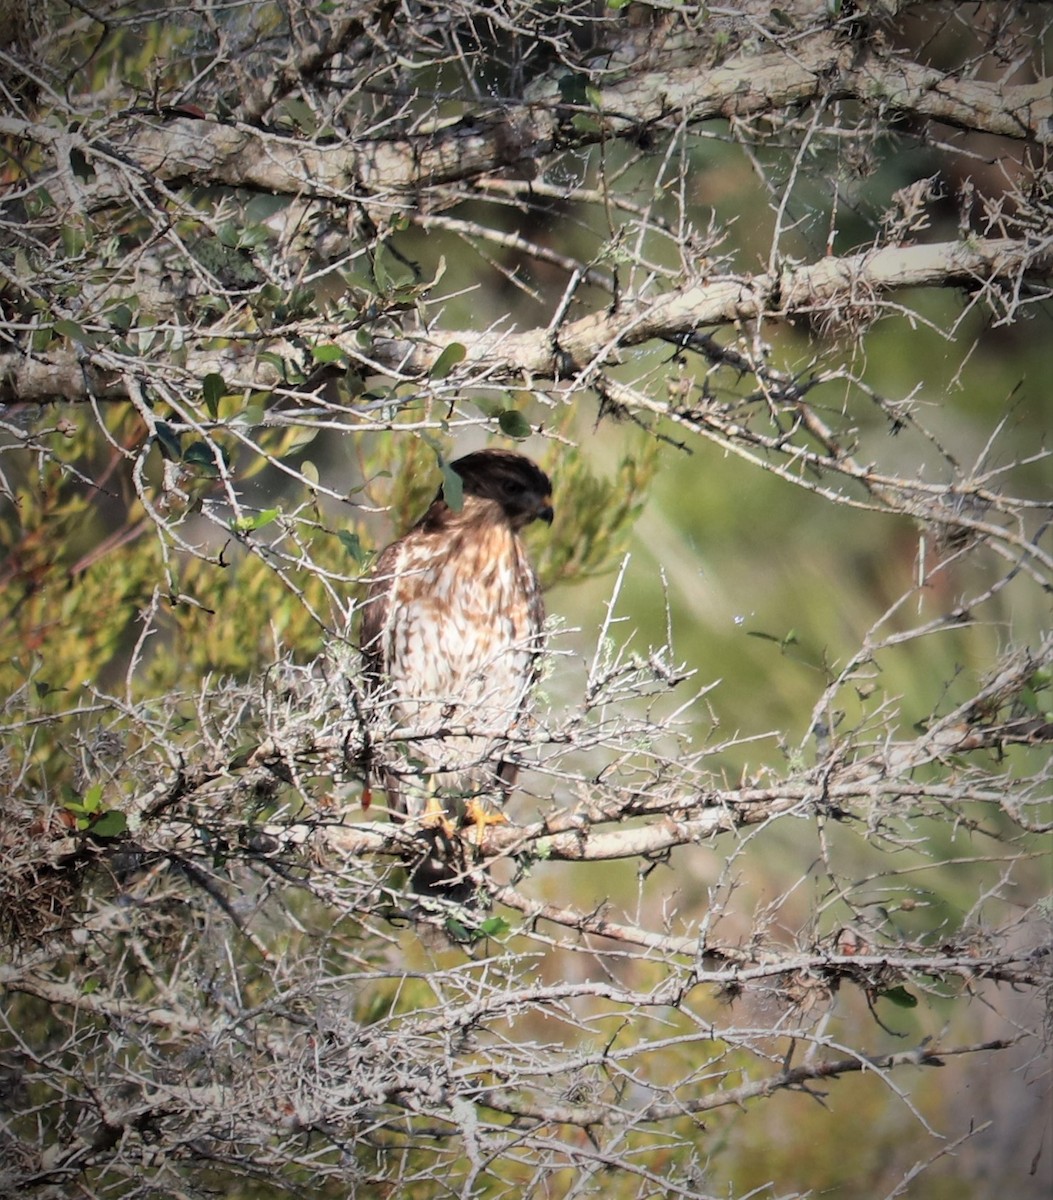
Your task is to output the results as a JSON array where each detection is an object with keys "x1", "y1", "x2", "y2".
[
  {"x1": 534, "y1": 434, "x2": 659, "y2": 589},
  {"x1": 62, "y1": 783, "x2": 128, "y2": 836}
]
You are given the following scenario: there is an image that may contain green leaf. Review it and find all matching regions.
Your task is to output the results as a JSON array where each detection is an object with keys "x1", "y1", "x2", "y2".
[
  {"x1": 53, "y1": 318, "x2": 94, "y2": 345},
  {"x1": 342, "y1": 267, "x2": 377, "y2": 296},
  {"x1": 198, "y1": 294, "x2": 230, "y2": 318},
  {"x1": 25, "y1": 186, "x2": 54, "y2": 218},
  {"x1": 182, "y1": 441, "x2": 220, "y2": 475},
  {"x1": 280, "y1": 98, "x2": 317, "y2": 133},
  {"x1": 444, "y1": 916, "x2": 472, "y2": 943},
  {"x1": 233, "y1": 508, "x2": 280, "y2": 533},
  {"x1": 284, "y1": 426, "x2": 320, "y2": 453},
  {"x1": 234, "y1": 404, "x2": 265, "y2": 428},
  {"x1": 245, "y1": 193, "x2": 287, "y2": 222},
  {"x1": 558, "y1": 73, "x2": 589, "y2": 105},
  {"x1": 301, "y1": 460, "x2": 319, "y2": 487},
  {"x1": 337, "y1": 530, "x2": 365, "y2": 563},
  {"x1": 257, "y1": 350, "x2": 287, "y2": 374},
  {"x1": 61, "y1": 224, "x2": 87, "y2": 257},
  {"x1": 880, "y1": 986, "x2": 918, "y2": 1009},
  {"x1": 154, "y1": 421, "x2": 183, "y2": 461},
  {"x1": 202, "y1": 372, "x2": 226, "y2": 418},
  {"x1": 108, "y1": 304, "x2": 134, "y2": 332},
  {"x1": 478, "y1": 916, "x2": 510, "y2": 938},
  {"x1": 430, "y1": 342, "x2": 467, "y2": 379},
  {"x1": 439, "y1": 458, "x2": 463, "y2": 511},
  {"x1": 83, "y1": 783, "x2": 104, "y2": 813},
  {"x1": 498, "y1": 409, "x2": 533, "y2": 439},
  {"x1": 747, "y1": 628, "x2": 799, "y2": 648},
  {"x1": 90, "y1": 811, "x2": 128, "y2": 838},
  {"x1": 237, "y1": 223, "x2": 273, "y2": 249},
  {"x1": 570, "y1": 114, "x2": 601, "y2": 134},
  {"x1": 311, "y1": 343, "x2": 346, "y2": 364},
  {"x1": 373, "y1": 242, "x2": 416, "y2": 293}
]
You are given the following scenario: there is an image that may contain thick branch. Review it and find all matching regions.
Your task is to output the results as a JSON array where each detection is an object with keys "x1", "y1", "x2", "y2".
[
  {"x1": 240, "y1": 770, "x2": 1021, "y2": 869},
  {"x1": 0, "y1": 109, "x2": 551, "y2": 211},
  {"x1": 384, "y1": 236, "x2": 1051, "y2": 378},
  {"x1": 5, "y1": 29, "x2": 1044, "y2": 215},
  {"x1": 3, "y1": 237, "x2": 1047, "y2": 404},
  {"x1": 3, "y1": 28, "x2": 1044, "y2": 225},
  {"x1": 476, "y1": 1039, "x2": 1017, "y2": 1130},
  {"x1": 589, "y1": 37, "x2": 1051, "y2": 146},
  {"x1": 3, "y1": 974, "x2": 203, "y2": 1035}
]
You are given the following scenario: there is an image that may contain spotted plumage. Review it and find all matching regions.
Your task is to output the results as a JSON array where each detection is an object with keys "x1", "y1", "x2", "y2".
[{"x1": 359, "y1": 449, "x2": 553, "y2": 897}]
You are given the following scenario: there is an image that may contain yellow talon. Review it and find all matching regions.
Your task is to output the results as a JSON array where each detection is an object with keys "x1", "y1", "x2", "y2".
[
  {"x1": 421, "y1": 794, "x2": 456, "y2": 839},
  {"x1": 463, "y1": 798, "x2": 509, "y2": 844}
]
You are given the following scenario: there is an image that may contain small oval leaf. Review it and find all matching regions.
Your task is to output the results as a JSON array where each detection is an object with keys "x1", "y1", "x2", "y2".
[
  {"x1": 202, "y1": 372, "x2": 226, "y2": 417},
  {"x1": 431, "y1": 342, "x2": 467, "y2": 379},
  {"x1": 440, "y1": 459, "x2": 464, "y2": 511},
  {"x1": 182, "y1": 441, "x2": 218, "y2": 472},
  {"x1": 498, "y1": 409, "x2": 532, "y2": 439},
  {"x1": 233, "y1": 508, "x2": 280, "y2": 533},
  {"x1": 53, "y1": 318, "x2": 94, "y2": 345},
  {"x1": 154, "y1": 421, "x2": 183, "y2": 461},
  {"x1": 881, "y1": 986, "x2": 919, "y2": 1009},
  {"x1": 337, "y1": 530, "x2": 365, "y2": 563}
]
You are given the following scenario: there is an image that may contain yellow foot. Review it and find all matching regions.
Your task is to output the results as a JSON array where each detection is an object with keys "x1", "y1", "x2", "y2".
[
  {"x1": 421, "y1": 794, "x2": 456, "y2": 840},
  {"x1": 463, "y1": 799, "x2": 510, "y2": 845}
]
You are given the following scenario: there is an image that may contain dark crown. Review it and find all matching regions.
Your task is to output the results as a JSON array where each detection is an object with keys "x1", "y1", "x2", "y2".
[{"x1": 441, "y1": 449, "x2": 554, "y2": 528}]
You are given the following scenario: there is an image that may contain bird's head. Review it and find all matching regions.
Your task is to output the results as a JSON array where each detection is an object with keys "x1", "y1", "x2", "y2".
[{"x1": 442, "y1": 449, "x2": 554, "y2": 531}]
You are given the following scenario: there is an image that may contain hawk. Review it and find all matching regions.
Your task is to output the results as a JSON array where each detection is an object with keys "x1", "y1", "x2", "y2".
[{"x1": 359, "y1": 448, "x2": 553, "y2": 898}]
